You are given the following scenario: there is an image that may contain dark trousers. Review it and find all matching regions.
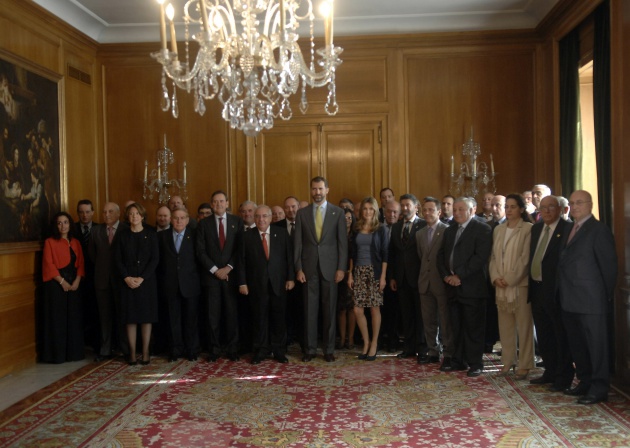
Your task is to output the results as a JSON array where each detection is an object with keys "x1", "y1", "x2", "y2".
[
  {"x1": 449, "y1": 296, "x2": 486, "y2": 370},
  {"x1": 530, "y1": 281, "x2": 574, "y2": 386},
  {"x1": 250, "y1": 282, "x2": 287, "y2": 357},
  {"x1": 205, "y1": 278, "x2": 238, "y2": 355},
  {"x1": 95, "y1": 280, "x2": 128, "y2": 356},
  {"x1": 167, "y1": 290, "x2": 200, "y2": 357},
  {"x1": 303, "y1": 267, "x2": 337, "y2": 355},
  {"x1": 380, "y1": 284, "x2": 399, "y2": 350},
  {"x1": 562, "y1": 310, "x2": 609, "y2": 397},
  {"x1": 398, "y1": 281, "x2": 425, "y2": 354}
]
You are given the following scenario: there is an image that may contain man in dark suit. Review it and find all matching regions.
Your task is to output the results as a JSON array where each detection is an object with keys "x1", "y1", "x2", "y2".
[
  {"x1": 294, "y1": 176, "x2": 347, "y2": 362},
  {"x1": 158, "y1": 206, "x2": 201, "y2": 361},
  {"x1": 389, "y1": 193, "x2": 427, "y2": 361},
  {"x1": 558, "y1": 190, "x2": 617, "y2": 405},
  {"x1": 438, "y1": 197, "x2": 492, "y2": 377},
  {"x1": 380, "y1": 200, "x2": 401, "y2": 352},
  {"x1": 378, "y1": 187, "x2": 394, "y2": 223},
  {"x1": 89, "y1": 202, "x2": 129, "y2": 361},
  {"x1": 196, "y1": 190, "x2": 244, "y2": 361},
  {"x1": 484, "y1": 194, "x2": 506, "y2": 353},
  {"x1": 239, "y1": 205, "x2": 295, "y2": 364},
  {"x1": 528, "y1": 196, "x2": 573, "y2": 390},
  {"x1": 416, "y1": 197, "x2": 451, "y2": 365},
  {"x1": 75, "y1": 199, "x2": 98, "y2": 351},
  {"x1": 272, "y1": 196, "x2": 302, "y2": 348},
  {"x1": 440, "y1": 195, "x2": 455, "y2": 225}
]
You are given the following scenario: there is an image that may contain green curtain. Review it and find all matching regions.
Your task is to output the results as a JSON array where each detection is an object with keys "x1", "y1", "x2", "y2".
[
  {"x1": 593, "y1": 0, "x2": 612, "y2": 227},
  {"x1": 559, "y1": 28, "x2": 581, "y2": 196}
]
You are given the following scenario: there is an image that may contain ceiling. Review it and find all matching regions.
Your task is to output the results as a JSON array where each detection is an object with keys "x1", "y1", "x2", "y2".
[{"x1": 33, "y1": 0, "x2": 560, "y2": 44}]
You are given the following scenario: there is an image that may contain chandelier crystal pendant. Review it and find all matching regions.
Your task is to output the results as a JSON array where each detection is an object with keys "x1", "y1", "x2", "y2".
[
  {"x1": 152, "y1": 0, "x2": 343, "y2": 137},
  {"x1": 449, "y1": 127, "x2": 497, "y2": 198}
]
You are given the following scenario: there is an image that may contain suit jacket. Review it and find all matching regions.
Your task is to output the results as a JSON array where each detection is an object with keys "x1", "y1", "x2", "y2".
[
  {"x1": 388, "y1": 217, "x2": 426, "y2": 289},
  {"x1": 294, "y1": 202, "x2": 348, "y2": 281},
  {"x1": 489, "y1": 220, "x2": 532, "y2": 288},
  {"x1": 239, "y1": 226, "x2": 295, "y2": 297},
  {"x1": 438, "y1": 218, "x2": 492, "y2": 299},
  {"x1": 158, "y1": 227, "x2": 201, "y2": 299},
  {"x1": 272, "y1": 218, "x2": 296, "y2": 241},
  {"x1": 557, "y1": 216, "x2": 617, "y2": 314},
  {"x1": 89, "y1": 221, "x2": 128, "y2": 290},
  {"x1": 415, "y1": 221, "x2": 448, "y2": 296},
  {"x1": 527, "y1": 218, "x2": 568, "y2": 302},
  {"x1": 75, "y1": 221, "x2": 97, "y2": 278},
  {"x1": 196, "y1": 213, "x2": 243, "y2": 285}
]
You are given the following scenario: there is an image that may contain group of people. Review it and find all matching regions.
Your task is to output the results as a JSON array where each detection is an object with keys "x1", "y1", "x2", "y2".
[{"x1": 40, "y1": 178, "x2": 617, "y2": 406}]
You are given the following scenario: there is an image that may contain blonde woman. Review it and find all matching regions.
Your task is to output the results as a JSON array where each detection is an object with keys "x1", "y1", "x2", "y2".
[
  {"x1": 489, "y1": 193, "x2": 534, "y2": 379},
  {"x1": 348, "y1": 197, "x2": 388, "y2": 361}
]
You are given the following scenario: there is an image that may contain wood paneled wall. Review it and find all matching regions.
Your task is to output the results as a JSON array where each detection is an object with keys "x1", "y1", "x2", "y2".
[
  {"x1": 1, "y1": 0, "x2": 629, "y2": 389},
  {"x1": 0, "y1": 0, "x2": 101, "y2": 376}
]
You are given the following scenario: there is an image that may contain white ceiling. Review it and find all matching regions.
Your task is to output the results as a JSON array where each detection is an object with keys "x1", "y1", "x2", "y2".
[{"x1": 33, "y1": 0, "x2": 560, "y2": 44}]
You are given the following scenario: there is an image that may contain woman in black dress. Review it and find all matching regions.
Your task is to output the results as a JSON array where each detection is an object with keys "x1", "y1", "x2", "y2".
[
  {"x1": 41, "y1": 211, "x2": 85, "y2": 363},
  {"x1": 115, "y1": 202, "x2": 159, "y2": 365}
]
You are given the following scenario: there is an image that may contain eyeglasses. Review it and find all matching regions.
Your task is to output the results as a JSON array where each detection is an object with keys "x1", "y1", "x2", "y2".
[
  {"x1": 539, "y1": 205, "x2": 557, "y2": 211},
  {"x1": 568, "y1": 200, "x2": 591, "y2": 206}
]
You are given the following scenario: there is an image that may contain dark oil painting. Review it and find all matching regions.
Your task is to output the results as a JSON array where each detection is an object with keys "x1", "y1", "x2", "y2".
[{"x1": 0, "y1": 56, "x2": 60, "y2": 243}]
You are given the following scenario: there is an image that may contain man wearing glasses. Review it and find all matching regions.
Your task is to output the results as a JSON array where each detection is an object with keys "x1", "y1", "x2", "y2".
[{"x1": 557, "y1": 190, "x2": 617, "y2": 405}]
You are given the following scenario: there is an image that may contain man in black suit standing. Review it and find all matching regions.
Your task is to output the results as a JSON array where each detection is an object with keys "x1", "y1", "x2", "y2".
[
  {"x1": 438, "y1": 197, "x2": 492, "y2": 377},
  {"x1": 75, "y1": 199, "x2": 98, "y2": 351},
  {"x1": 272, "y1": 196, "x2": 302, "y2": 348},
  {"x1": 558, "y1": 190, "x2": 617, "y2": 405},
  {"x1": 389, "y1": 193, "x2": 427, "y2": 361},
  {"x1": 240, "y1": 205, "x2": 295, "y2": 364},
  {"x1": 89, "y1": 202, "x2": 128, "y2": 361},
  {"x1": 158, "y1": 206, "x2": 201, "y2": 361},
  {"x1": 378, "y1": 187, "x2": 395, "y2": 223},
  {"x1": 528, "y1": 195, "x2": 573, "y2": 390},
  {"x1": 196, "y1": 190, "x2": 244, "y2": 361},
  {"x1": 294, "y1": 176, "x2": 347, "y2": 362}
]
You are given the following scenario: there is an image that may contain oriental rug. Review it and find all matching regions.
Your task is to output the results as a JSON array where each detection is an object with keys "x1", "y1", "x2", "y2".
[{"x1": 1, "y1": 348, "x2": 629, "y2": 447}]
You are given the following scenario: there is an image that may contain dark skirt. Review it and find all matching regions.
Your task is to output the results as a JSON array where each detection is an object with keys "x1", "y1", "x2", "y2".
[
  {"x1": 41, "y1": 281, "x2": 85, "y2": 363},
  {"x1": 121, "y1": 277, "x2": 158, "y2": 324}
]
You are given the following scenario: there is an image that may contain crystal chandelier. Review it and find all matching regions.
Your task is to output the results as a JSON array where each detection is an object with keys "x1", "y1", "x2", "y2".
[
  {"x1": 449, "y1": 127, "x2": 497, "y2": 198},
  {"x1": 152, "y1": 0, "x2": 343, "y2": 137},
  {"x1": 143, "y1": 135, "x2": 188, "y2": 204}
]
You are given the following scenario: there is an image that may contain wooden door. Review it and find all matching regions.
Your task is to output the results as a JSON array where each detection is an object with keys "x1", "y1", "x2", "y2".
[{"x1": 255, "y1": 119, "x2": 384, "y2": 208}]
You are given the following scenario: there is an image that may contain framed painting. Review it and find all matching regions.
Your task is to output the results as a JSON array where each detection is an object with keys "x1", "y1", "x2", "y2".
[{"x1": 0, "y1": 52, "x2": 62, "y2": 250}]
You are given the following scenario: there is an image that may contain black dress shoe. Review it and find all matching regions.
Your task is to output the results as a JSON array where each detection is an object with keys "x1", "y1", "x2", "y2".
[
  {"x1": 302, "y1": 354, "x2": 315, "y2": 362},
  {"x1": 548, "y1": 383, "x2": 570, "y2": 392},
  {"x1": 564, "y1": 384, "x2": 589, "y2": 396},
  {"x1": 467, "y1": 368, "x2": 483, "y2": 377},
  {"x1": 208, "y1": 353, "x2": 219, "y2": 362},
  {"x1": 251, "y1": 355, "x2": 262, "y2": 365},
  {"x1": 324, "y1": 354, "x2": 336, "y2": 362},
  {"x1": 227, "y1": 353, "x2": 240, "y2": 362},
  {"x1": 95, "y1": 354, "x2": 112, "y2": 362},
  {"x1": 578, "y1": 394, "x2": 608, "y2": 405},
  {"x1": 274, "y1": 355, "x2": 289, "y2": 364},
  {"x1": 187, "y1": 354, "x2": 198, "y2": 361},
  {"x1": 419, "y1": 355, "x2": 439, "y2": 364},
  {"x1": 439, "y1": 357, "x2": 453, "y2": 371},
  {"x1": 168, "y1": 355, "x2": 179, "y2": 362},
  {"x1": 397, "y1": 351, "x2": 415, "y2": 359},
  {"x1": 529, "y1": 376, "x2": 554, "y2": 385}
]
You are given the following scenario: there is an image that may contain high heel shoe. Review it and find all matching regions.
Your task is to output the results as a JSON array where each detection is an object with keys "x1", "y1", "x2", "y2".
[
  {"x1": 495, "y1": 364, "x2": 515, "y2": 377},
  {"x1": 365, "y1": 346, "x2": 378, "y2": 361},
  {"x1": 514, "y1": 369, "x2": 530, "y2": 380},
  {"x1": 140, "y1": 356, "x2": 151, "y2": 366}
]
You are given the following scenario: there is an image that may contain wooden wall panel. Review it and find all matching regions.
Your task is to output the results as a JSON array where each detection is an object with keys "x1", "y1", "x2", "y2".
[
  {"x1": 258, "y1": 125, "x2": 317, "y2": 207},
  {"x1": 101, "y1": 61, "x2": 230, "y2": 221},
  {"x1": 405, "y1": 50, "x2": 536, "y2": 199}
]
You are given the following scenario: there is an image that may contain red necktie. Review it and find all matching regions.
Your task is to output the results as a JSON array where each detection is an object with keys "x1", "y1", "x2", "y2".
[
  {"x1": 261, "y1": 232, "x2": 269, "y2": 260},
  {"x1": 219, "y1": 217, "x2": 226, "y2": 250}
]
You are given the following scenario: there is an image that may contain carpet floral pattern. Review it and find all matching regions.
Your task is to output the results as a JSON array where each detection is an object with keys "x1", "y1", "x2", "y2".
[{"x1": 0, "y1": 349, "x2": 629, "y2": 447}]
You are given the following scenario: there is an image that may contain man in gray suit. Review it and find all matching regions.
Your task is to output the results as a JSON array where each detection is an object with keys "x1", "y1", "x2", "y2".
[
  {"x1": 416, "y1": 197, "x2": 451, "y2": 365},
  {"x1": 558, "y1": 190, "x2": 617, "y2": 405},
  {"x1": 294, "y1": 176, "x2": 348, "y2": 362}
]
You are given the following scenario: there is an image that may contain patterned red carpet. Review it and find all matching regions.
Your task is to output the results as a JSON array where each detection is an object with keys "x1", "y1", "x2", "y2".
[{"x1": 1, "y1": 347, "x2": 629, "y2": 447}]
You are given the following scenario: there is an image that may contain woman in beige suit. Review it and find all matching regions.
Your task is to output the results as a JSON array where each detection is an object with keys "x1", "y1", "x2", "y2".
[{"x1": 489, "y1": 193, "x2": 534, "y2": 379}]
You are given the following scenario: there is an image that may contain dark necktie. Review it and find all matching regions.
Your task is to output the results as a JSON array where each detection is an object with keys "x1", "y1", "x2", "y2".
[
  {"x1": 289, "y1": 221, "x2": 295, "y2": 236},
  {"x1": 449, "y1": 225, "x2": 464, "y2": 271},
  {"x1": 219, "y1": 217, "x2": 226, "y2": 249},
  {"x1": 107, "y1": 226, "x2": 114, "y2": 245},
  {"x1": 83, "y1": 225, "x2": 90, "y2": 245},
  {"x1": 427, "y1": 226, "x2": 434, "y2": 245},
  {"x1": 402, "y1": 221, "x2": 411, "y2": 244}
]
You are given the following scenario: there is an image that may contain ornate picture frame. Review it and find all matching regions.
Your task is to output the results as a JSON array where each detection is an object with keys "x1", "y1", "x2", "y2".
[{"x1": 0, "y1": 51, "x2": 62, "y2": 252}]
